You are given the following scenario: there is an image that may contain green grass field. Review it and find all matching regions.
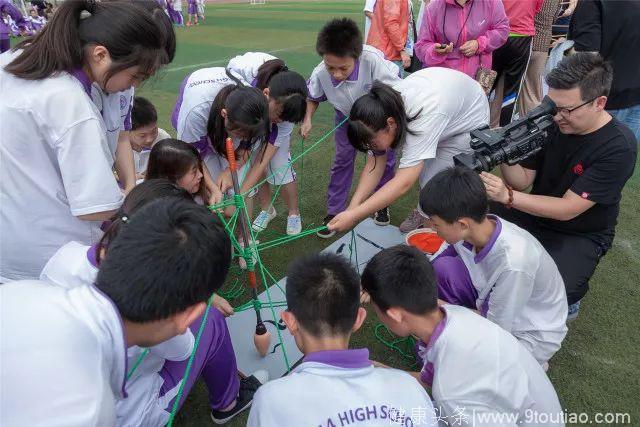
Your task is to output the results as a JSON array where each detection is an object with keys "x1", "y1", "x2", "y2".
[{"x1": 131, "y1": 1, "x2": 640, "y2": 425}]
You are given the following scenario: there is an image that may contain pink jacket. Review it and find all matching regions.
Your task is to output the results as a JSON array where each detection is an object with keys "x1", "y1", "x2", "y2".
[{"x1": 414, "y1": 0, "x2": 509, "y2": 78}]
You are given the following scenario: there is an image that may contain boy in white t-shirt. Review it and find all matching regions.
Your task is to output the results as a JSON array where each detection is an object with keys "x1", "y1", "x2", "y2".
[
  {"x1": 1, "y1": 199, "x2": 265, "y2": 426},
  {"x1": 129, "y1": 97, "x2": 171, "y2": 181},
  {"x1": 420, "y1": 167, "x2": 568, "y2": 364},
  {"x1": 361, "y1": 245, "x2": 565, "y2": 427},
  {"x1": 301, "y1": 18, "x2": 401, "y2": 238},
  {"x1": 248, "y1": 252, "x2": 437, "y2": 426}
]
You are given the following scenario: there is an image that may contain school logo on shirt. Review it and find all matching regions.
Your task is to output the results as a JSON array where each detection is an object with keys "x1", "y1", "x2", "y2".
[
  {"x1": 120, "y1": 95, "x2": 128, "y2": 110},
  {"x1": 572, "y1": 162, "x2": 584, "y2": 175}
]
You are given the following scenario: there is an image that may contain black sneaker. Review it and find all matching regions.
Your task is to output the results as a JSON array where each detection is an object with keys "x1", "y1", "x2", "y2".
[
  {"x1": 210, "y1": 370, "x2": 269, "y2": 424},
  {"x1": 374, "y1": 207, "x2": 390, "y2": 226},
  {"x1": 317, "y1": 214, "x2": 336, "y2": 238}
]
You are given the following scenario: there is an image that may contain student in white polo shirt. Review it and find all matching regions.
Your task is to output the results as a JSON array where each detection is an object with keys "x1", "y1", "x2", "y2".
[
  {"x1": 420, "y1": 167, "x2": 568, "y2": 364},
  {"x1": 328, "y1": 67, "x2": 489, "y2": 235},
  {"x1": 128, "y1": 97, "x2": 171, "y2": 180},
  {"x1": 171, "y1": 66, "x2": 270, "y2": 204},
  {"x1": 248, "y1": 252, "x2": 437, "y2": 426},
  {"x1": 362, "y1": 245, "x2": 565, "y2": 427},
  {"x1": 301, "y1": 18, "x2": 401, "y2": 237},
  {"x1": 91, "y1": 1, "x2": 176, "y2": 193},
  {"x1": 2, "y1": 199, "x2": 265, "y2": 426},
  {"x1": 226, "y1": 51, "x2": 308, "y2": 235},
  {"x1": 0, "y1": 0, "x2": 173, "y2": 282}
]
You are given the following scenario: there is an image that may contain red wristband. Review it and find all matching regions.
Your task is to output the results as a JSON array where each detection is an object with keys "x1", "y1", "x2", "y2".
[{"x1": 505, "y1": 185, "x2": 514, "y2": 209}]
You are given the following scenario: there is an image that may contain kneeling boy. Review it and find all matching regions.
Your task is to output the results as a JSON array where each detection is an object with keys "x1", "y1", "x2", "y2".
[
  {"x1": 248, "y1": 253, "x2": 437, "y2": 426},
  {"x1": 421, "y1": 166, "x2": 567, "y2": 364},
  {"x1": 362, "y1": 245, "x2": 564, "y2": 426}
]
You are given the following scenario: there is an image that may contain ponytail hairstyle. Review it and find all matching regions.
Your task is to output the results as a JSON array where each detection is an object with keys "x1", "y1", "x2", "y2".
[
  {"x1": 347, "y1": 81, "x2": 420, "y2": 152},
  {"x1": 255, "y1": 59, "x2": 308, "y2": 124},
  {"x1": 206, "y1": 70, "x2": 270, "y2": 160},
  {"x1": 6, "y1": 0, "x2": 174, "y2": 83},
  {"x1": 145, "y1": 139, "x2": 208, "y2": 201},
  {"x1": 96, "y1": 179, "x2": 193, "y2": 265}
]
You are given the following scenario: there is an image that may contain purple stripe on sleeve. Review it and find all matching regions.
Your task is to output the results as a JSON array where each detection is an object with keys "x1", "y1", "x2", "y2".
[
  {"x1": 192, "y1": 136, "x2": 213, "y2": 157},
  {"x1": 268, "y1": 123, "x2": 278, "y2": 145},
  {"x1": 171, "y1": 72, "x2": 193, "y2": 130},
  {"x1": 70, "y1": 68, "x2": 93, "y2": 96}
]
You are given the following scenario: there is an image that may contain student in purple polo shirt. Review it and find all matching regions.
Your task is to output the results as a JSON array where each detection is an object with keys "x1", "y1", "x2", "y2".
[
  {"x1": 301, "y1": 18, "x2": 401, "y2": 238},
  {"x1": 248, "y1": 252, "x2": 436, "y2": 426},
  {"x1": 420, "y1": 167, "x2": 567, "y2": 365}
]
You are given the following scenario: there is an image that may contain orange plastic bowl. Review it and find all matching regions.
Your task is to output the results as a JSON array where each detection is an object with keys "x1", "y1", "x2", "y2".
[{"x1": 405, "y1": 228, "x2": 445, "y2": 255}]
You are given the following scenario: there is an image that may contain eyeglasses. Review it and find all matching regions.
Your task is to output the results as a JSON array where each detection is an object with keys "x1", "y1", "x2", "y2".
[{"x1": 556, "y1": 98, "x2": 597, "y2": 116}]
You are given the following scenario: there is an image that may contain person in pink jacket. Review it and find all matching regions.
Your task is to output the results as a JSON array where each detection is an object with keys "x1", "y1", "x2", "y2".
[{"x1": 414, "y1": 0, "x2": 509, "y2": 79}]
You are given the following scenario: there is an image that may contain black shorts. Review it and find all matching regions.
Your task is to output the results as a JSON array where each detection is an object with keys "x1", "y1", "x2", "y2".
[{"x1": 490, "y1": 203, "x2": 606, "y2": 305}]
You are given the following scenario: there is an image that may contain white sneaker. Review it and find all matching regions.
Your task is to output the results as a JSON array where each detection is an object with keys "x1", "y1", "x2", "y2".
[
  {"x1": 286, "y1": 214, "x2": 302, "y2": 235},
  {"x1": 252, "y1": 207, "x2": 277, "y2": 232}
]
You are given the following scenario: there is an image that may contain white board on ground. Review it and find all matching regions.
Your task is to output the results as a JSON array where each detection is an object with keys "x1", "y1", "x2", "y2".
[{"x1": 225, "y1": 218, "x2": 406, "y2": 379}]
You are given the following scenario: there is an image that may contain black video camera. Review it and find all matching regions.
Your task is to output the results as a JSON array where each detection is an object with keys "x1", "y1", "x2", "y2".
[{"x1": 453, "y1": 96, "x2": 557, "y2": 173}]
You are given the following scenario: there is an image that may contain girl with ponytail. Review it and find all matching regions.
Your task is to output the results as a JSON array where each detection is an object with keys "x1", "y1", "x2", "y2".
[
  {"x1": 328, "y1": 67, "x2": 490, "y2": 234},
  {"x1": 0, "y1": 0, "x2": 174, "y2": 281},
  {"x1": 227, "y1": 52, "x2": 308, "y2": 235},
  {"x1": 172, "y1": 66, "x2": 271, "y2": 206}
]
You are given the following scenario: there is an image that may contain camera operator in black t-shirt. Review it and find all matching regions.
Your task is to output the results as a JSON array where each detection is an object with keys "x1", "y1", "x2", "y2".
[{"x1": 480, "y1": 53, "x2": 637, "y2": 320}]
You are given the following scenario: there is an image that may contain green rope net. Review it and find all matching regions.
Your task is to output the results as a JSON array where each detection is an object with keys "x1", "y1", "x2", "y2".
[{"x1": 125, "y1": 118, "x2": 412, "y2": 425}]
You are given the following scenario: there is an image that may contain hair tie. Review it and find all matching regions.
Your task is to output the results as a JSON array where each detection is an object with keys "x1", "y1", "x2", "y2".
[
  {"x1": 121, "y1": 215, "x2": 129, "y2": 223},
  {"x1": 281, "y1": 65, "x2": 289, "y2": 72},
  {"x1": 85, "y1": 0, "x2": 97, "y2": 14}
]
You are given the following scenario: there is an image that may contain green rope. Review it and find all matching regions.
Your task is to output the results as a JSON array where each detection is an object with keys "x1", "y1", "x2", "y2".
[
  {"x1": 234, "y1": 299, "x2": 288, "y2": 312},
  {"x1": 126, "y1": 348, "x2": 149, "y2": 380},
  {"x1": 255, "y1": 225, "x2": 327, "y2": 252},
  {"x1": 166, "y1": 294, "x2": 216, "y2": 427},
  {"x1": 241, "y1": 197, "x2": 293, "y2": 372},
  {"x1": 241, "y1": 119, "x2": 347, "y2": 197},
  {"x1": 374, "y1": 323, "x2": 419, "y2": 368}
]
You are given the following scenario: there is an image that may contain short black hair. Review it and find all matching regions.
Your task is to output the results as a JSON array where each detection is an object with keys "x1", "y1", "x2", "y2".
[
  {"x1": 420, "y1": 166, "x2": 488, "y2": 223},
  {"x1": 286, "y1": 253, "x2": 361, "y2": 337},
  {"x1": 96, "y1": 198, "x2": 231, "y2": 322},
  {"x1": 361, "y1": 245, "x2": 438, "y2": 315},
  {"x1": 546, "y1": 52, "x2": 613, "y2": 101},
  {"x1": 131, "y1": 96, "x2": 158, "y2": 130},
  {"x1": 316, "y1": 18, "x2": 363, "y2": 59}
]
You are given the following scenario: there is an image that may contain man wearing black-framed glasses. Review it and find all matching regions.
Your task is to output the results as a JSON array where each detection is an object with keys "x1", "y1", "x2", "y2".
[{"x1": 480, "y1": 53, "x2": 637, "y2": 321}]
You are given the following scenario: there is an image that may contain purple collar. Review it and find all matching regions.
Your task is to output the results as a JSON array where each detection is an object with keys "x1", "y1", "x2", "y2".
[
  {"x1": 87, "y1": 244, "x2": 100, "y2": 269},
  {"x1": 423, "y1": 307, "x2": 447, "y2": 353},
  {"x1": 250, "y1": 77, "x2": 258, "y2": 88},
  {"x1": 330, "y1": 59, "x2": 360, "y2": 87},
  {"x1": 70, "y1": 68, "x2": 93, "y2": 96},
  {"x1": 303, "y1": 348, "x2": 371, "y2": 369},
  {"x1": 473, "y1": 215, "x2": 502, "y2": 263},
  {"x1": 460, "y1": 215, "x2": 502, "y2": 263}
]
